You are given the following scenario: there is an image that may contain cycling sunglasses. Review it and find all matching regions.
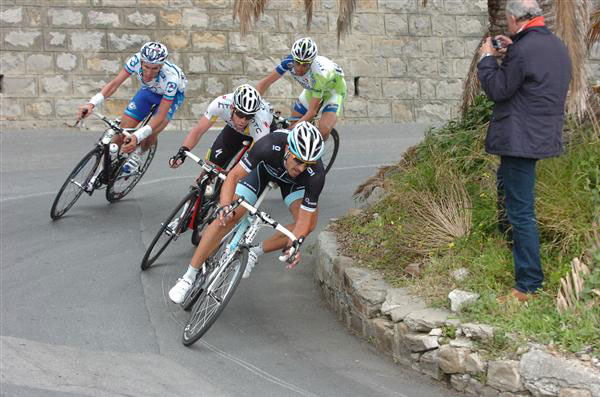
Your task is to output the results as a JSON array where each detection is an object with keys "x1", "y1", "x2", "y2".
[
  {"x1": 293, "y1": 59, "x2": 312, "y2": 65},
  {"x1": 234, "y1": 109, "x2": 255, "y2": 120},
  {"x1": 289, "y1": 151, "x2": 317, "y2": 166}
]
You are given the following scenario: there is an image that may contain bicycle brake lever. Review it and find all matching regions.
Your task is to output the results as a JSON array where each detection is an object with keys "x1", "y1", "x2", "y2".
[{"x1": 278, "y1": 236, "x2": 304, "y2": 263}]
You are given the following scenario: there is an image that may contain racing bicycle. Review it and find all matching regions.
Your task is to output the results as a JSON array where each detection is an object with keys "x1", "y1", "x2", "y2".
[
  {"x1": 50, "y1": 110, "x2": 157, "y2": 220},
  {"x1": 177, "y1": 151, "x2": 303, "y2": 346},
  {"x1": 140, "y1": 140, "x2": 252, "y2": 270}
]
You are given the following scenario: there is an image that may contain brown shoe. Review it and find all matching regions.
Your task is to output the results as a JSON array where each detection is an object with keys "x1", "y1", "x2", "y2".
[{"x1": 497, "y1": 288, "x2": 532, "y2": 303}]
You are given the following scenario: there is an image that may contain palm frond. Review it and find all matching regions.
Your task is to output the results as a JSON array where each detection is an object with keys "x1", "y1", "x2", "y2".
[
  {"x1": 556, "y1": 257, "x2": 591, "y2": 313},
  {"x1": 461, "y1": 35, "x2": 486, "y2": 115},
  {"x1": 233, "y1": 0, "x2": 267, "y2": 36},
  {"x1": 586, "y1": 5, "x2": 600, "y2": 49},
  {"x1": 555, "y1": 0, "x2": 591, "y2": 119},
  {"x1": 305, "y1": 0, "x2": 314, "y2": 30},
  {"x1": 337, "y1": 0, "x2": 357, "y2": 45}
]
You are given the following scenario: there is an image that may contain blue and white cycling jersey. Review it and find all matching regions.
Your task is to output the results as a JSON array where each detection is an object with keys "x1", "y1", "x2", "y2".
[
  {"x1": 274, "y1": 55, "x2": 346, "y2": 99},
  {"x1": 124, "y1": 53, "x2": 187, "y2": 101}
]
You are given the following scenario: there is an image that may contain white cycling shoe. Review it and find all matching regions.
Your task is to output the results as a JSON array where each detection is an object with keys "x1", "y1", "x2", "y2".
[
  {"x1": 122, "y1": 153, "x2": 141, "y2": 176},
  {"x1": 169, "y1": 277, "x2": 193, "y2": 304},
  {"x1": 243, "y1": 250, "x2": 259, "y2": 279}
]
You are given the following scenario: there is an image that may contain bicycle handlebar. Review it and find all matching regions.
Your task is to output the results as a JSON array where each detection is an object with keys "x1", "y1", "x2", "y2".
[
  {"x1": 183, "y1": 150, "x2": 302, "y2": 263},
  {"x1": 90, "y1": 112, "x2": 132, "y2": 137}
]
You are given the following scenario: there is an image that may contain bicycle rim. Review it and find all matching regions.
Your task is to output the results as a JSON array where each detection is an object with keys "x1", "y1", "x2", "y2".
[
  {"x1": 182, "y1": 231, "x2": 248, "y2": 345},
  {"x1": 322, "y1": 128, "x2": 339, "y2": 175},
  {"x1": 141, "y1": 189, "x2": 197, "y2": 270},
  {"x1": 106, "y1": 142, "x2": 157, "y2": 202},
  {"x1": 50, "y1": 147, "x2": 102, "y2": 220}
]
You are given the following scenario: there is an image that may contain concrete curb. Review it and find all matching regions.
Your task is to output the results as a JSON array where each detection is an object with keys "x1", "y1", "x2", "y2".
[{"x1": 314, "y1": 230, "x2": 600, "y2": 397}]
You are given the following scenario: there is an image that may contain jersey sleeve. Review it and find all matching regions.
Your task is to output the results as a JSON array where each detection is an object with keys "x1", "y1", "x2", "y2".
[
  {"x1": 249, "y1": 104, "x2": 273, "y2": 141},
  {"x1": 124, "y1": 53, "x2": 140, "y2": 74},
  {"x1": 203, "y1": 96, "x2": 224, "y2": 122},
  {"x1": 300, "y1": 168, "x2": 325, "y2": 212},
  {"x1": 275, "y1": 55, "x2": 294, "y2": 75},
  {"x1": 162, "y1": 80, "x2": 178, "y2": 101}
]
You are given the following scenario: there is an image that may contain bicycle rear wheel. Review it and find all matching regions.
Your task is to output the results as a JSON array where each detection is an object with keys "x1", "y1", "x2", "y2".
[
  {"x1": 182, "y1": 228, "x2": 248, "y2": 346},
  {"x1": 322, "y1": 128, "x2": 339, "y2": 175},
  {"x1": 106, "y1": 142, "x2": 157, "y2": 202},
  {"x1": 50, "y1": 147, "x2": 102, "y2": 220},
  {"x1": 141, "y1": 189, "x2": 197, "y2": 270}
]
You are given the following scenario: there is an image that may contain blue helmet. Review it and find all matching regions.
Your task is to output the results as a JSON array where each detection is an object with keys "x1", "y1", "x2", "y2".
[
  {"x1": 287, "y1": 121, "x2": 324, "y2": 163},
  {"x1": 140, "y1": 42, "x2": 168, "y2": 64}
]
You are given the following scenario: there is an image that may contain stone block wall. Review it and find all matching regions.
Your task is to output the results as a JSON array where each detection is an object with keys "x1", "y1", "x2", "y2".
[
  {"x1": 315, "y1": 230, "x2": 600, "y2": 397},
  {"x1": 2, "y1": 0, "x2": 600, "y2": 129}
]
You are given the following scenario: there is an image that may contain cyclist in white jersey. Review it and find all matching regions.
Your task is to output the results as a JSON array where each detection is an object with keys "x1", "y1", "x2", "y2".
[
  {"x1": 170, "y1": 84, "x2": 272, "y2": 171},
  {"x1": 78, "y1": 42, "x2": 187, "y2": 174},
  {"x1": 256, "y1": 37, "x2": 346, "y2": 141}
]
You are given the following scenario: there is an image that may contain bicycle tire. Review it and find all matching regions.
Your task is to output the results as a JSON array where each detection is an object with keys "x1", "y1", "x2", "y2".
[
  {"x1": 106, "y1": 142, "x2": 157, "y2": 202},
  {"x1": 322, "y1": 128, "x2": 339, "y2": 175},
  {"x1": 140, "y1": 189, "x2": 198, "y2": 271},
  {"x1": 182, "y1": 230, "x2": 248, "y2": 345},
  {"x1": 50, "y1": 147, "x2": 102, "y2": 220}
]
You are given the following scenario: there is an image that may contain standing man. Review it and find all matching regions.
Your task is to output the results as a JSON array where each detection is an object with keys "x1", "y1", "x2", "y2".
[{"x1": 477, "y1": 0, "x2": 571, "y2": 301}]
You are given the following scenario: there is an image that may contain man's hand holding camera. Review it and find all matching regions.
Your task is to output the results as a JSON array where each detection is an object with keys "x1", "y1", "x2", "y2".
[{"x1": 480, "y1": 35, "x2": 513, "y2": 60}]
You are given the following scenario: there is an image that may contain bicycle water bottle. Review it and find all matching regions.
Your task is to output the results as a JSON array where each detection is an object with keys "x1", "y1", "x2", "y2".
[{"x1": 109, "y1": 143, "x2": 119, "y2": 160}]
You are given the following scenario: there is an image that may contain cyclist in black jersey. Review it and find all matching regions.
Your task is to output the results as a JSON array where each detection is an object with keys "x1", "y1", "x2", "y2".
[{"x1": 168, "y1": 121, "x2": 326, "y2": 304}]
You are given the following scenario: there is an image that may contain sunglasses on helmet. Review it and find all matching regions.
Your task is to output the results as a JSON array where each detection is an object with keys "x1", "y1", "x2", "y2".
[{"x1": 233, "y1": 109, "x2": 255, "y2": 120}]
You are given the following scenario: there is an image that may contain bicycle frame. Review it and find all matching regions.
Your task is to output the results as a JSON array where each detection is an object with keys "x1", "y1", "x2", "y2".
[
  {"x1": 89, "y1": 108, "x2": 154, "y2": 187},
  {"x1": 187, "y1": 140, "x2": 252, "y2": 232},
  {"x1": 184, "y1": 151, "x2": 299, "y2": 257}
]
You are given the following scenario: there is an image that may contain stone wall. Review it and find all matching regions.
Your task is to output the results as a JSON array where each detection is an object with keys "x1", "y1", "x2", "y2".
[
  {"x1": 2, "y1": 0, "x2": 599, "y2": 129},
  {"x1": 315, "y1": 230, "x2": 600, "y2": 397}
]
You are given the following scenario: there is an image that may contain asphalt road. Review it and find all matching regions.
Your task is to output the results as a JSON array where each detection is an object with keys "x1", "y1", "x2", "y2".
[{"x1": 1, "y1": 124, "x2": 461, "y2": 397}]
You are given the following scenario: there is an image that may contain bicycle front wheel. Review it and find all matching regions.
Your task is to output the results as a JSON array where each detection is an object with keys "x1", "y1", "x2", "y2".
[
  {"x1": 322, "y1": 128, "x2": 340, "y2": 174},
  {"x1": 50, "y1": 147, "x2": 102, "y2": 220},
  {"x1": 182, "y1": 229, "x2": 248, "y2": 346},
  {"x1": 141, "y1": 189, "x2": 198, "y2": 271},
  {"x1": 106, "y1": 142, "x2": 157, "y2": 202}
]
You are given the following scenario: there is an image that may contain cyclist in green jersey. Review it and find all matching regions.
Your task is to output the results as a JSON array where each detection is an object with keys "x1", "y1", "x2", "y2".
[{"x1": 256, "y1": 37, "x2": 346, "y2": 141}]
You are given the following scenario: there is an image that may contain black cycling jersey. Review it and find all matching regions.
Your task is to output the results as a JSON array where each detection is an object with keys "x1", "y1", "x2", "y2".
[{"x1": 239, "y1": 131, "x2": 325, "y2": 211}]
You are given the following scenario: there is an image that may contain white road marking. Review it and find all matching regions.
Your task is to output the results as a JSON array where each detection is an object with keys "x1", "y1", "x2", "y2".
[{"x1": 1, "y1": 164, "x2": 391, "y2": 203}]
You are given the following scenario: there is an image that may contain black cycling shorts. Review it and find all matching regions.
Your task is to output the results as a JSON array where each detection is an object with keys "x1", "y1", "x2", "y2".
[{"x1": 206, "y1": 125, "x2": 252, "y2": 168}]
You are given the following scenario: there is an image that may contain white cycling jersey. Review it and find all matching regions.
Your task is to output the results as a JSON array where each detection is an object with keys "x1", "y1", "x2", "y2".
[
  {"x1": 124, "y1": 53, "x2": 187, "y2": 100},
  {"x1": 204, "y1": 93, "x2": 273, "y2": 140}
]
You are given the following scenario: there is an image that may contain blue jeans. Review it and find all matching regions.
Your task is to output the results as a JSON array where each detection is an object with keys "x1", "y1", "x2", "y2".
[{"x1": 497, "y1": 156, "x2": 544, "y2": 293}]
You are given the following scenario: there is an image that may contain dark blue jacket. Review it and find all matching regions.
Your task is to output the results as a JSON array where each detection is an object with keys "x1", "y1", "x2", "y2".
[{"x1": 477, "y1": 26, "x2": 571, "y2": 159}]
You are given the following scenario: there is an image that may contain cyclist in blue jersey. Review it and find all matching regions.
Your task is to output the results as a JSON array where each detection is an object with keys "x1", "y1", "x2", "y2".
[
  {"x1": 256, "y1": 37, "x2": 346, "y2": 141},
  {"x1": 78, "y1": 42, "x2": 187, "y2": 174}
]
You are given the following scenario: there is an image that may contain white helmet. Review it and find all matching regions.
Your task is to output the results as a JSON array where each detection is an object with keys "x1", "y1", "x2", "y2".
[
  {"x1": 140, "y1": 42, "x2": 168, "y2": 64},
  {"x1": 287, "y1": 121, "x2": 324, "y2": 163},
  {"x1": 233, "y1": 84, "x2": 261, "y2": 115},
  {"x1": 291, "y1": 37, "x2": 318, "y2": 64}
]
